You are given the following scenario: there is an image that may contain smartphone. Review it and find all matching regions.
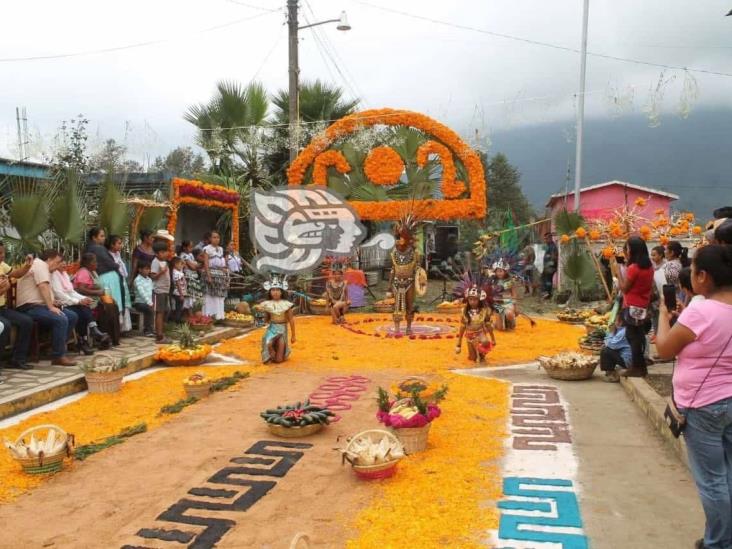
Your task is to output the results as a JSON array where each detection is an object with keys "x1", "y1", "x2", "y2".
[{"x1": 663, "y1": 284, "x2": 677, "y2": 312}]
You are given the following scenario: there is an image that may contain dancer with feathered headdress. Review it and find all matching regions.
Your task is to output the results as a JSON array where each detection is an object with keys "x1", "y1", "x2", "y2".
[
  {"x1": 388, "y1": 209, "x2": 425, "y2": 335},
  {"x1": 257, "y1": 273, "x2": 296, "y2": 363},
  {"x1": 455, "y1": 283, "x2": 497, "y2": 364}
]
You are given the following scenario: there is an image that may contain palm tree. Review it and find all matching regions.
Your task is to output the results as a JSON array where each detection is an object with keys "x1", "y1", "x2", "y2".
[
  {"x1": 554, "y1": 209, "x2": 596, "y2": 305},
  {"x1": 266, "y1": 80, "x2": 360, "y2": 183},
  {"x1": 184, "y1": 81, "x2": 270, "y2": 181}
]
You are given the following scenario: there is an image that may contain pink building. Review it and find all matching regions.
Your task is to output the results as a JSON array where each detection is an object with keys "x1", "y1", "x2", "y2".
[{"x1": 546, "y1": 181, "x2": 679, "y2": 232}]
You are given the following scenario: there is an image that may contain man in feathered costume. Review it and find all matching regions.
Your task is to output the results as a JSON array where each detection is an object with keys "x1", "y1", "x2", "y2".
[{"x1": 388, "y1": 212, "x2": 422, "y2": 335}]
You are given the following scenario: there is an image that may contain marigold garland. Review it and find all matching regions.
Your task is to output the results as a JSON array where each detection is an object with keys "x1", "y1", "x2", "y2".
[
  {"x1": 0, "y1": 364, "x2": 251, "y2": 504},
  {"x1": 416, "y1": 140, "x2": 466, "y2": 199},
  {"x1": 287, "y1": 108, "x2": 487, "y2": 221},
  {"x1": 168, "y1": 178, "x2": 240, "y2": 250},
  {"x1": 313, "y1": 150, "x2": 351, "y2": 185}
]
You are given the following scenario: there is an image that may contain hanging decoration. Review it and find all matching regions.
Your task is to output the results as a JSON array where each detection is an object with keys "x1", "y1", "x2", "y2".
[{"x1": 167, "y1": 178, "x2": 240, "y2": 249}]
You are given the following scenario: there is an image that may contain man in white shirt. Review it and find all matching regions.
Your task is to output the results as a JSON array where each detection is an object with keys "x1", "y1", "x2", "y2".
[{"x1": 16, "y1": 250, "x2": 78, "y2": 366}]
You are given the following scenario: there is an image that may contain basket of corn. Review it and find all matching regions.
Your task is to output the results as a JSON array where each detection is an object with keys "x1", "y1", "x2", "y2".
[
  {"x1": 538, "y1": 352, "x2": 598, "y2": 381},
  {"x1": 3, "y1": 424, "x2": 73, "y2": 474},
  {"x1": 340, "y1": 429, "x2": 405, "y2": 480},
  {"x1": 556, "y1": 309, "x2": 594, "y2": 324},
  {"x1": 183, "y1": 372, "x2": 211, "y2": 399}
]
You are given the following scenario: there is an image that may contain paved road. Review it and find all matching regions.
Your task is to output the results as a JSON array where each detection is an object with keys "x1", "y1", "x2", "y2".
[{"x1": 473, "y1": 364, "x2": 704, "y2": 549}]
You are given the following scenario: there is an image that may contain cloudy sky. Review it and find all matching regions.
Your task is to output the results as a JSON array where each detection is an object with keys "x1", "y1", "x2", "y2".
[{"x1": 1, "y1": 0, "x2": 730, "y2": 164}]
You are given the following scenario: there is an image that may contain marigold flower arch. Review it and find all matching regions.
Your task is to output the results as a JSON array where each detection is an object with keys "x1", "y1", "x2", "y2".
[
  {"x1": 287, "y1": 108, "x2": 487, "y2": 221},
  {"x1": 167, "y1": 178, "x2": 240, "y2": 249}
]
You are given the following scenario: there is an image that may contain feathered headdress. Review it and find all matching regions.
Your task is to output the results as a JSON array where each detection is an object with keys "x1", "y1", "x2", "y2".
[
  {"x1": 481, "y1": 248, "x2": 521, "y2": 277},
  {"x1": 263, "y1": 273, "x2": 288, "y2": 291},
  {"x1": 453, "y1": 270, "x2": 492, "y2": 304}
]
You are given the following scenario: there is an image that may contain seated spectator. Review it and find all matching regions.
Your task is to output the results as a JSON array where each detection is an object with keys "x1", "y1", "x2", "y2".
[
  {"x1": 656, "y1": 245, "x2": 732, "y2": 549},
  {"x1": 0, "y1": 243, "x2": 34, "y2": 370},
  {"x1": 52, "y1": 255, "x2": 112, "y2": 353},
  {"x1": 73, "y1": 253, "x2": 121, "y2": 346},
  {"x1": 133, "y1": 262, "x2": 155, "y2": 337},
  {"x1": 85, "y1": 228, "x2": 129, "y2": 337},
  {"x1": 15, "y1": 250, "x2": 78, "y2": 366},
  {"x1": 601, "y1": 315, "x2": 632, "y2": 383}
]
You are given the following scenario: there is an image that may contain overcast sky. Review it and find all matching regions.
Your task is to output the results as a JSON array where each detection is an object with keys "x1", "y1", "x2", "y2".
[{"x1": 1, "y1": 0, "x2": 731, "y2": 165}]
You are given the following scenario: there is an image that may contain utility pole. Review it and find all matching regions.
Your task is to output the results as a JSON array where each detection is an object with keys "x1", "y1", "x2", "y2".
[
  {"x1": 287, "y1": 0, "x2": 300, "y2": 163},
  {"x1": 573, "y1": 0, "x2": 590, "y2": 212}
]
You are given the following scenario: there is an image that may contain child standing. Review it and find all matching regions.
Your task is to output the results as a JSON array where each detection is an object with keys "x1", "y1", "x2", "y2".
[
  {"x1": 455, "y1": 285, "x2": 497, "y2": 364},
  {"x1": 179, "y1": 240, "x2": 201, "y2": 310},
  {"x1": 171, "y1": 256, "x2": 188, "y2": 324},
  {"x1": 150, "y1": 242, "x2": 171, "y2": 343},
  {"x1": 133, "y1": 262, "x2": 155, "y2": 337}
]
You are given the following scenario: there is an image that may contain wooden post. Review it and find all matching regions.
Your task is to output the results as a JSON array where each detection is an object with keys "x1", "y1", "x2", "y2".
[{"x1": 585, "y1": 236, "x2": 612, "y2": 302}]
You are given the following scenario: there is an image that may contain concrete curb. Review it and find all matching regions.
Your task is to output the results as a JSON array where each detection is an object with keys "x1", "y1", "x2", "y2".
[
  {"x1": 0, "y1": 326, "x2": 248, "y2": 421},
  {"x1": 619, "y1": 375, "x2": 690, "y2": 469}
]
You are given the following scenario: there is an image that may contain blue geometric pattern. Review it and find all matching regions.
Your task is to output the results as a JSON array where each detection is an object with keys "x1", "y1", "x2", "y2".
[{"x1": 498, "y1": 477, "x2": 588, "y2": 549}]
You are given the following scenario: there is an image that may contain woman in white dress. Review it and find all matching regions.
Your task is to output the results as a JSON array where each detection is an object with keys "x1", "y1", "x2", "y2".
[{"x1": 201, "y1": 231, "x2": 229, "y2": 319}]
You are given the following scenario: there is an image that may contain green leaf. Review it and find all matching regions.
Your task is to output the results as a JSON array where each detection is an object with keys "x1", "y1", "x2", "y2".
[
  {"x1": 554, "y1": 209, "x2": 585, "y2": 234},
  {"x1": 327, "y1": 174, "x2": 352, "y2": 198},
  {"x1": 350, "y1": 182, "x2": 389, "y2": 201},
  {"x1": 50, "y1": 171, "x2": 86, "y2": 246},
  {"x1": 9, "y1": 183, "x2": 48, "y2": 249},
  {"x1": 138, "y1": 207, "x2": 167, "y2": 232},
  {"x1": 99, "y1": 176, "x2": 129, "y2": 236}
]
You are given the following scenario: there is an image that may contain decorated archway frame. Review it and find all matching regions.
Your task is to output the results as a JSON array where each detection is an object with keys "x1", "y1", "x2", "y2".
[
  {"x1": 167, "y1": 177, "x2": 240, "y2": 249},
  {"x1": 287, "y1": 108, "x2": 487, "y2": 221}
]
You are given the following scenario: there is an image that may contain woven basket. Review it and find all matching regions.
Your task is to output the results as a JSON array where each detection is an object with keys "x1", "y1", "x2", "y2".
[
  {"x1": 189, "y1": 323, "x2": 214, "y2": 333},
  {"x1": 392, "y1": 423, "x2": 431, "y2": 454},
  {"x1": 309, "y1": 303, "x2": 330, "y2": 315},
  {"x1": 579, "y1": 343, "x2": 602, "y2": 355},
  {"x1": 163, "y1": 356, "x2": 209, "y2": 367},
  {"x1": 221, "y1": 319, "x2": 254, "y2": 328},
  {"x1": 10, "y1": 425, "x2": 72, "y2": 475},
  {"x1": 346, "y1": 429, "x2": 403, "y2": 480},
  {"x1": 85, "y1": 369, "x2": 124, "y2": 394},
  {"x1": 267, "y1": 422, "x2": 323, "y2": 438},
  {"x1": 374, "y1": 303, "x2": 394, "y2": 314},
  {"x1": 184, "y1": 383, "x2": 211, "y2": 399},
  {"x1": 538, "y1": 357, "x2": 598, "y2": 381}
]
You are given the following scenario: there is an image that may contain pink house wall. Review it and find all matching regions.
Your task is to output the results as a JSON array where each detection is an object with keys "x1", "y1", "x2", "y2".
[{"x1": 549, "y1": 185, "x2": 675, "y2": 233}]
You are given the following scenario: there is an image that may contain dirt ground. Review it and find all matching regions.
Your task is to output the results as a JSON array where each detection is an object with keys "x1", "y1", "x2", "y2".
[
  {"x1": 0, "y1": 368, "x2": 405, "y2": 549},
  {"x1": 645, "y1": 373, "x2": 673, "y2": 397}
]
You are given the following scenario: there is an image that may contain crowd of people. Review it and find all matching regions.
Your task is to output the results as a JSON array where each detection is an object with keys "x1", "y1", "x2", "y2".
[
  {"x1": 0, "y1": 227, "x2": 245, "y2": 383},
  {"x1": 597, "y1": 207, "x2": 732, "y2": 549}
]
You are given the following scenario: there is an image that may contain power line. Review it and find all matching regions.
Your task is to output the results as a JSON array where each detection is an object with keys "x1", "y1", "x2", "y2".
[
  {"x1": 0, "y1": 10, "x2": 277, "y2": 63},
  {"x1": 224, "y1": 0, "x2": 280, "y2": 12},
  {"x1": 353, "y1": 0, "x2": 732, "y2": 79},
  {"x1": 250, "y1": 25, "x2": 286, "y2": 82}
]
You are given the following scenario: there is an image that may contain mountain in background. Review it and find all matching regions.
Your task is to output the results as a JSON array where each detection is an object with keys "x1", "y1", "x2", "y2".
[{"x1": 488, "y1": 108, "x2": 732, "y2": 220}]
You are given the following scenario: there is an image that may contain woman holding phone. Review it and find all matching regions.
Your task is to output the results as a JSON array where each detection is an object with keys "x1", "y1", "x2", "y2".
[{"x1": 610, "y1": 236, "x2": 654, "y2": 377}]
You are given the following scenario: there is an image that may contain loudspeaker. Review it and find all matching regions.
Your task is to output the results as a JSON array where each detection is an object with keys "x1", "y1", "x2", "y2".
[{"x1": 433, "y1": 225, "x2": 459, "y2": 260}]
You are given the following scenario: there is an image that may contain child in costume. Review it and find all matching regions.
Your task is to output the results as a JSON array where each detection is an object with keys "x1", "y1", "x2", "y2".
[
  {"x1": 490, "y1": 260, "x2": 518, "y2": 331},
  {"x1": 455, "y1": 284, "x2": 497, "y2": 364},
  {"x1": 257, "y1": 274, "x2": 296, "y2": 364},
  {"x1": 325, "y1": 263, "x2": 350, "y2": 324}
]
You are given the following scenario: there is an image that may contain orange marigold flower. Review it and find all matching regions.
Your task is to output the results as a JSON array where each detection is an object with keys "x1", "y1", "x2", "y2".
[
  {"x1": 416, "y1": 140, "x2": 465, "y2": 199},
  {"x1": 660, "y1": 235, "x2": 670, "y2": 245},
  {"x1": 610, "y1": 227, "x2": 624, "y2": 238},
  {"x1": 589, "y1": 229, "x2": 601, "y2": 240},
  {"x1": 670, "y1": 227, "x2": 681, "y2": 236},
  {"x1": 575, "y1": 227, "x2": 587, "y2": 239},
  {"x1": 602, "y1": 246, "x2": 615, "y2": 259},
  {"x1": 560, "y1": 234, "x2": 570, "y2": 244},
  {"x1": 693, "y1": 225, "x2": 703, "y2": 235},
  {"x1": 635, "y1": 197, "x2": 647, "y2": 207},
  {"x1": 655, "y1": 208, "x2": 665, "y2": 216},
  {"x1": 363, "y1": 146, "x2": 405, "y2": 186},
  {"x1": 312, "y1": 150, "x2": 351, "y2": 185}
]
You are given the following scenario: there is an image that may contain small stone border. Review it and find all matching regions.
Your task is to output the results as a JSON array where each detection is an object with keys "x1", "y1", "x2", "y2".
[{"x1": 619, "y1": 375, "x2": 690, "y2": 469}]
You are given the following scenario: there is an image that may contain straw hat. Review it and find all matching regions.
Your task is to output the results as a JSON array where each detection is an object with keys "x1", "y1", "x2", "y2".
[{"x1": 154, "y1": 229, "x2": 175, "y2": 242}]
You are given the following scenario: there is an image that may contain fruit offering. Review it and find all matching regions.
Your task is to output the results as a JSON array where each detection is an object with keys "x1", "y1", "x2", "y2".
[
  {"x1": 182, "y1": 372, "x2": 209, "y2": 386},
  {"x1": 342, "y1": 433, "x2": 405, "y2": 466},
  {"x1": 155, "y1": 324, "x2": 213, "y2": 366},
  {"x1": 579, "y1": 328, "x2": 605, "y2": 352},
  {"x1": 557, "y1": 309, "x2": 594, "y2": 323},
  {"x1": 310, "y1": 298, "x2": 327, "y2": 306},
  {"x1": 224, "y1": 311, "x2": 254, "y2": 323},
  {"x1": 189, "y1": 312, "x2": 214, "y2": 326},
  {"x1": 586, "y1": 313, "x2": 610, "y2": 328},
  {"x1": 260, "y1": 401, "x2": 334, "y2": 428}
]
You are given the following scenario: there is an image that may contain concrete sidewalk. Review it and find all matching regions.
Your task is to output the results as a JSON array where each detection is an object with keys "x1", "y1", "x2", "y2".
[{"x1": 473, "y1": 364, "x2": 704, "y2": 549}]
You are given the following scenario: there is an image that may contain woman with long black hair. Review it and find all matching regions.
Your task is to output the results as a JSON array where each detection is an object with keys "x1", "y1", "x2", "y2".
[{"x1": 611, "y1": 236, "x2": 654, "y2": 377}]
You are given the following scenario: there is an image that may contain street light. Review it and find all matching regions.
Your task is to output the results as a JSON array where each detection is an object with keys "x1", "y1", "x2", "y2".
[{"x1": 287, "y1": 2, "x2": 351, "y2": 162}]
